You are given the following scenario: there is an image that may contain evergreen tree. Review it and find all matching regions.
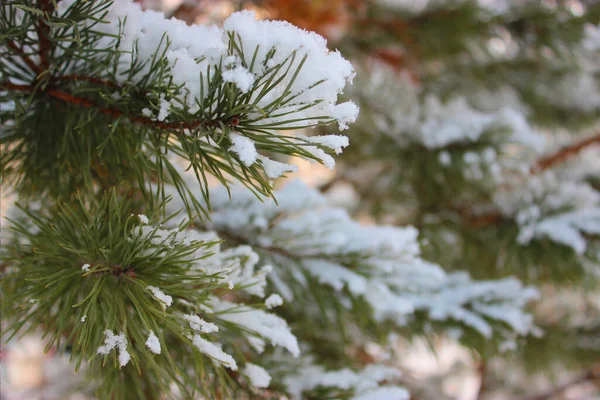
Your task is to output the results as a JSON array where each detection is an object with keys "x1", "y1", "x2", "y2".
[{"x1": 1, "y1": 0, "x2": 594, "y2": 399}]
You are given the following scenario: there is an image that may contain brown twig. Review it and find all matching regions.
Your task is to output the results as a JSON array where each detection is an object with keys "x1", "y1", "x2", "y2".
[
  {"x1": 5, "y1": 40, "x2": 42, "y2": 75},
  {"x1": 531, "y1": 132, "x2": 600, "y2": 174},
  {"x1": 57, "y1": 75, "x2": 121, "y2": 89},
  {"x1": 521, "y1": 363, "x2": 600, "y2": 400},
  {"x1": 460, "y1": 210, "x2": 505, "y2": 229},
  {"x1": 2, "y1": 81, "x2": 224, "y2": 131},
  {"x1": 36, "y1": 0, "x2": 53, "y2": 72},
  {"x1": 475, "y1": 361, "x2": 487, "y2": 400}
]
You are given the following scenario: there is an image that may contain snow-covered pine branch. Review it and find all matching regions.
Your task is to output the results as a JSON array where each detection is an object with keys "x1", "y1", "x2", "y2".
[
  {"x1": 1, "y1": 192, "x2": 297, "y2": 398},
  {"x1": 165, "y1": 179, "x2": 539, "y2": 344},
  {"x1": 1, "y1": 0, "x2": 357, "y2": 210}
]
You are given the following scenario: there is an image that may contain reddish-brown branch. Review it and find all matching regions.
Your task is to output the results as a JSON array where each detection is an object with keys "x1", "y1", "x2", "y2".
[
  {"x1": 5, "y1": 40, "x2": 42, "y2": 74},
  {"x1": 532, "y1": 133, "x2": 600, "y2": 174},
  {"x1": 462, "y1": 211, "x2": 505, "y2": 229},
  {"x1": 522, "y1": 363, "x2": 600, "y2": 400},
  {"x1": 36, "y1": 0, "x2": 53, "y2": 72},
  {"x1": 2, "y1": 82, "x2": 33, "y2": 93},
  {"x1": 57, "y1": 75, "x2": 121, "y2": 89},
  {"x1": 475, "y1": 361, "x2": 487, "y2": 400},
  {"x1": 2, "y1": 81, "x2": 219, "y2": 132}
]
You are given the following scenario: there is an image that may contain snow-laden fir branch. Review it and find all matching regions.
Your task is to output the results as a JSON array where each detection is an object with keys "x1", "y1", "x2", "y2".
[
  {"x1": 166, "y1": 179, "x2": 539, "y2": 341},
  {"x1": 1, "y1": 0, "x2": 358, "y2": 207}
]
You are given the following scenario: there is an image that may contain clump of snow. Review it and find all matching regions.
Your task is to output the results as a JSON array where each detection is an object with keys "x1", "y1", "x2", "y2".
[
  {"x1": 332, "y1": 102, "x2": 360, "y2": 130},
  {"x1": 258, "y1": 155, "x2": 299, "y2": 179},
  {"x1": 229, "y1": 133, "x2": 258, "y2": 167},
  {"x1": 244, "y1": 363, "x2": 272, "y2": 388},
  {"x1": 146, "y1": 286, "x2": 173, "y2": 309},
  {"x1": 222, "y1": 66, "x2": 255, "y2": 93},
  {"x1": 97, "y1": 330, "x2": 131, "y2": 367},
  {"x1": 300, "y1": 134, "x2": 350, "y2": 154},
  {"x1": 192, "y1": 335, "x2": 238, "y2": 370},
  {"x1": 157, "y1": 97, "x2": 170, "y2": 122},
  {"x1": 183, "y1": 314, "x2": 219, "y2": 333},
  {"x1": 265, "y1": 294, "x2": 283, "y2": 309},
  {"x1": 146, "y1": 330, "x2": 161, "y2": 354}
]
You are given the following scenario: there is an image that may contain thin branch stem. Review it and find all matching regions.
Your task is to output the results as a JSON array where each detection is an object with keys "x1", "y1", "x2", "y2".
[
  {"x1": 521, "y1": 364, "x2": 600, "y2": 400},
  {"x1": 57, "y1": 75, "x2": 121, "y2": 89},
  {"x1": 476, "y1": 360, "x2": 487, "y2": 400},
  {"x1": 5, "y1": 40, "x2": 42, "y2": 75},
  {"x1": 531, "y1": 132, "x2": 600, "y2": 174},
  {"x1": 1, "y1": 81, "x2": 223, "y2": 132},
  {"x1": 36, "y1": 0, "x2": 53, "y2": 73}
]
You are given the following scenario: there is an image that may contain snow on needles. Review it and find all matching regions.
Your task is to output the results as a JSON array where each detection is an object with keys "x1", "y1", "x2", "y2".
[
  {"x1": 183, "y1": 179, "x2": 539, "y2": 340},
  {"x1": 495, "y1": 171, "x2": 600, "y2": 254},
  {"x1": 57, "y1": 0, "x2": 358, "y2": 177},
  {"x1": 98, "y1": 330, "x2": 131, "y2": 368},
  {"x1": 356, "y1": 66, "x2": 543, "y2": 152},
  {"x1": 284, "y1": 362, "x2": 409, "y2": 400},
  {"x1": 212, "y1": 299, "x2": 300, "y2": 357},
  {"x1": 183, "y1": 314, "x2": 219, "y2": 333},
  {"x1": 265, "y1": 294, "x2": 283, "y2": 309},
  {"x1": 244, "y1": 363, "x2": 272, "y2": 388},
  {"x1": 146, "y1": 331, "x2": 161, "y2": 354},
  {"x1": 146, "y1": 286, "x2": 173, "y2": 309},
  {"x1": 229, "y1": 133, "x2": 258, "y2": 167},
  {"x1": 123, "y1": 217, "x2": 297, "y2": 377},
  {"x1": 192, "y1": 335, "x2": 238, "y2": 371}
]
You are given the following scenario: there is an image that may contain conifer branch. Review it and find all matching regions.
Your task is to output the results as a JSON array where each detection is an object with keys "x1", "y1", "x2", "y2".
[
  {"x1": 1, "y1": 81, "x2": 231, "y2": 132},
  {"x1": 531, "y1": 132, "x2": 600, "y2": 174}
]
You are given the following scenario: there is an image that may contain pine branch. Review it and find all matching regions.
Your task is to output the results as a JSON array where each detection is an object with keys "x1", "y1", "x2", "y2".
[
  {"x1": 522, "y1": 363, "x2": 600, "y2": 400},
  {"x1": 531, "y1": 132, "x2": 600, "y2": 174},
  {"x1": 1, "y1": 81, "x2": 231, "y2": 131}
]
